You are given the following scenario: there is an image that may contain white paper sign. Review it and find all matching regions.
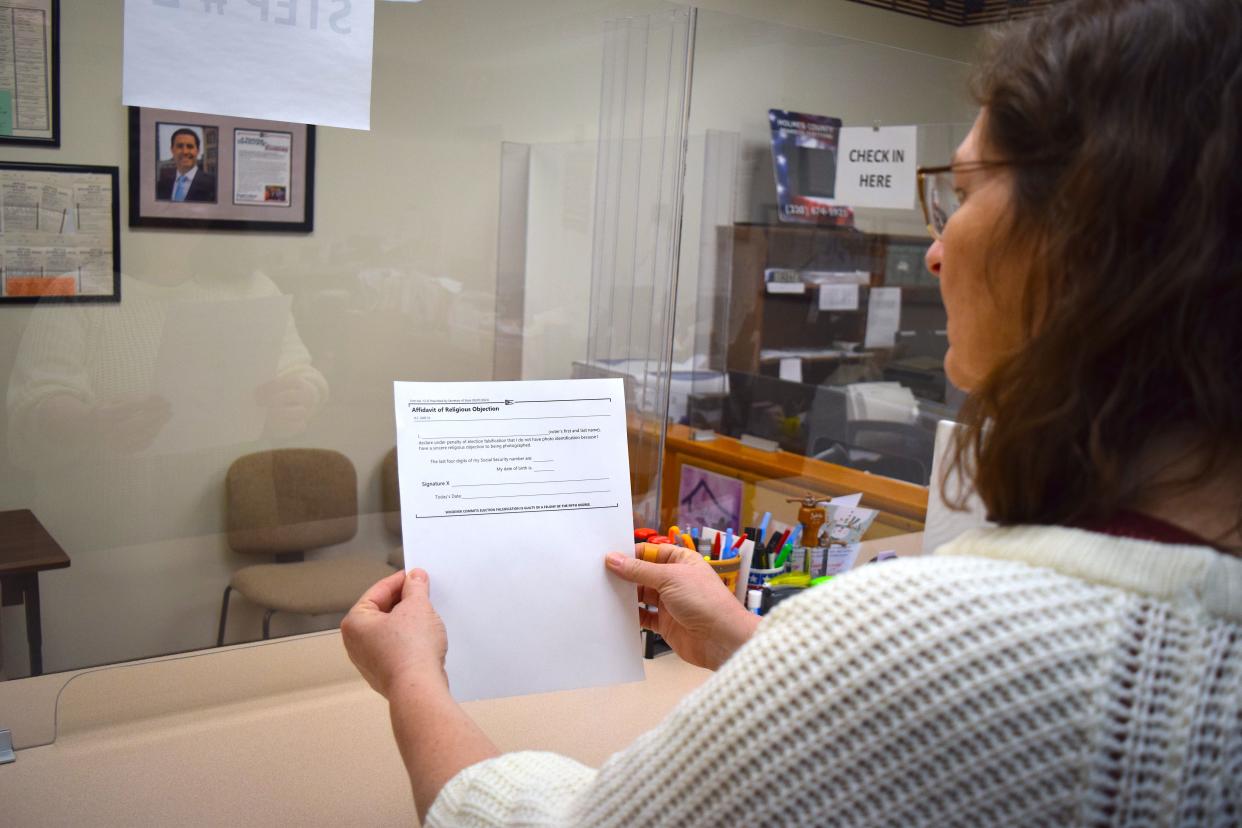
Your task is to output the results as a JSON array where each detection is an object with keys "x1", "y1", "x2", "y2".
[
  {"x1": 818, "y1": 283, "x2": 859, "y2": 311},
  {"x1": 123, "y1": 0, "x2": 375, "y2": 130},
  {"x1": 833, "y1": 126, "x2": 917, "y2": 210},
  {"x1": 393, "y1": 378, "x2": 644, "y2": 701},
  {"x1": 864, "y1": 287, "x2": 902, "y2": 349},
  {"x1": 779, "y1": 357, "x2": 803, "y2": 383}
]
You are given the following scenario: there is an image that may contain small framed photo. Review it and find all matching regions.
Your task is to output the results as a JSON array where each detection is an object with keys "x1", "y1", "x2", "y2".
[
  {"x1": 0, "y1": 161, "x2": 120, "y2": 303},
  {"x1": 0, "y1": 0, "x2": 61, "y2": 147},
  {"x1": 128, "y1": 107, "x2": 314, "y2": 232}
]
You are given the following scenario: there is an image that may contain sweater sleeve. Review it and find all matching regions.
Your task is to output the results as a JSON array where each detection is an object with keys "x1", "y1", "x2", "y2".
[
  {"x1": 425, "y1": 751, "x2": 596, "y2": 827},
  {"x1": 426, "y1": 556, "x2": 1117, "y2": 827}
]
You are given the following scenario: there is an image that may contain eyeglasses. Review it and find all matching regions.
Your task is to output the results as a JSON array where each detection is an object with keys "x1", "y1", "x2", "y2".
[{"x1": 916, "y1": 161, "x2": 1013, "y2": 240}]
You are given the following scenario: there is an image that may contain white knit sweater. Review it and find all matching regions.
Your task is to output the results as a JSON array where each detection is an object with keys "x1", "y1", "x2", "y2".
[{"x1": 427, "y1": 525, "x2": 1242, "y2": 827}]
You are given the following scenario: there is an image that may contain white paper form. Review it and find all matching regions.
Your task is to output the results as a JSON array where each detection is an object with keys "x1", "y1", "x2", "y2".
[
  {"x1": 863, "y1": 287, "x2": 902, "y2": 349},
  {"x1": 123, "y1": 0, "x2": 374, "y2": 130},
  {"x1": 393, "y1": 378, "x2": 644, "y2": 702}
]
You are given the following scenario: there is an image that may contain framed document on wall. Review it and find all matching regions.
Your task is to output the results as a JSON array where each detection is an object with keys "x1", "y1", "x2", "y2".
[
  {"x1": 128, "y1": 107, "x2": 315, "y2": 232},
  {"x1": 0, "y1": 0, "x2": 61, "y2": 147},
  {"x1": 0, "y1": 161, "x2": 120, "y2": 303}
]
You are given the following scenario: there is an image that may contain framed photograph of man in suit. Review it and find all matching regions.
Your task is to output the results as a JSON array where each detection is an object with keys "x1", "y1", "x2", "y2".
[
  {"x1": 128, "y1": 107, "x2": 314, "y2": 232},
  {"x1": 154, "y1": 123, "x2": 219, "y2": 204}
]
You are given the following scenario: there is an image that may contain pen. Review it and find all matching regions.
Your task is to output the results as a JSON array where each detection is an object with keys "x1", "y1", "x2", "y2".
[
  {"x1": 711, "y1": 532, "x2": 722, "y2": 560},
  {"x1": 758, "y1": 512, "x2": 772, "y2": 544},
  {"x1": 724, "y1": 528, "x2": 734, "y2": 556},
  {"x1": 682, "y1": 533, "x2": 697, "y2": 553},
  {"x1": 765, "y1": 532, "x2": 782, "y2": 562},
  {"x1": 733, "y1": 534, "x2": 750, "y2": 560}
]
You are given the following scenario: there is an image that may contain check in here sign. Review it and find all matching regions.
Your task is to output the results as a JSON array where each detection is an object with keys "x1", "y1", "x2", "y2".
[{"x1": 834, "y1": 126, "x2": 918, "y2": 210}]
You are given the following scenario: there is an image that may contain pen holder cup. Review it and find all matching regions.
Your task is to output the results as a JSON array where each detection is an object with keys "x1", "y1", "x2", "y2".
[
  {"x1": 748, "y1": 565, "x2": 786, "y2": 588},
  {"x1": 708, "y1": 556, "x2": 742, "y2": 593}
]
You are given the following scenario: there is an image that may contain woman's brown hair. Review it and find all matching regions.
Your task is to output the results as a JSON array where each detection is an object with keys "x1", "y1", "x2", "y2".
[{"x1": 947, "y1": 0, "x2": 1242, "y2": 534}]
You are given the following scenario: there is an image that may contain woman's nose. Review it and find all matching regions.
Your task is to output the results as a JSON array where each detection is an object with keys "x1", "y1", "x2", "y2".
[{"x1": 924, "y1": 239, "x2": 943, "y2": 278}]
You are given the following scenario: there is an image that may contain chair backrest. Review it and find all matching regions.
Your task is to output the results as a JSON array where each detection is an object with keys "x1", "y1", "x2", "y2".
[
  {"x1": 381, "y1": 447, "x2": 401, "y2": 537},
  {"x1": 226, "y1": 448, "x2": 358, "y2": 555}
]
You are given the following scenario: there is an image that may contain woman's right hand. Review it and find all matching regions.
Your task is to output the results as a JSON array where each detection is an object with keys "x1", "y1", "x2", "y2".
[{"x1": 605, "y1": 543, "x2": 760, "y2": 670}]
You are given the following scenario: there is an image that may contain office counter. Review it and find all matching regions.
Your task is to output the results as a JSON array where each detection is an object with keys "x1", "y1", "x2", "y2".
[
  {"x1": 0, "y1": 535, "x2": 920, "y2": 825},
  {"x1": 0, "y1": 631, "x2": 711, "y2": 826}
]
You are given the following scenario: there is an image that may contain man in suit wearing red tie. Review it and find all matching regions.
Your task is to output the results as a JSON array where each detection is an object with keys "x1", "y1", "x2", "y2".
[{"x1": 155, "y1": 128, "x2": 218, "y2": 203}]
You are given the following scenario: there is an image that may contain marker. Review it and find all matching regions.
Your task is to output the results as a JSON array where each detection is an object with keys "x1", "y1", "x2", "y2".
[
  {"x1": 711, "y1": 532, "x2": 722, "y2": 560},
  {"x1": 724, "y1": 528, "x2": 734, "y2": 556},
  {"x1": 774, "y1": 543, "x2": 792, "y2": 569},
  {"x1": 732, "y1": 532, "x2": 748, "y2": 552},
  {"x1": 757, "y1": 512, "x2": 772, "y2": 544}
]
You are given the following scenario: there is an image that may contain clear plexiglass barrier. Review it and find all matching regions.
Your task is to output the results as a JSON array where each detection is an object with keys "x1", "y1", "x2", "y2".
[{"x1": 0, "y1": 0, "x2": 976, "y2": 736}]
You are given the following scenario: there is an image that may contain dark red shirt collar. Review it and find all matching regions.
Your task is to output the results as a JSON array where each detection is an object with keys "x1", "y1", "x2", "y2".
[{"x1": 1077, "y1": 509, "x2": 1223, "y2": 551}]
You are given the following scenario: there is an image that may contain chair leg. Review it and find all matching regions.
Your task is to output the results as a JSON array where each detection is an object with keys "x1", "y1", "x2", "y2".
[
  {"x1": 217, "y1": 585, "x2": 233, "y2": 647},
  {"x1": 262, "y1": 609, "x2": 276, "y2": 640}
]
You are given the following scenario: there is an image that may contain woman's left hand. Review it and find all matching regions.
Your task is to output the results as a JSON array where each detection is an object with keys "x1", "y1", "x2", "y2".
[{"x1": 342, "y1": 569, "x2": 449, "y2": 699}]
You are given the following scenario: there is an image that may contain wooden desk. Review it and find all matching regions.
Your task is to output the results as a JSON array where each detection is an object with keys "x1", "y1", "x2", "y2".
[
  {"x1": 656, "y1": 422, "x2": 928, "y2": 536},
  {"x1": 0, "y1": 510, "x2": 71, "y2": 677}
]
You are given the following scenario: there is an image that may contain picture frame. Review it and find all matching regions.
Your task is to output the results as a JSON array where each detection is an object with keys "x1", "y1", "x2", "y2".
[
  {"x1": 0, "y1": 161, "x2": 121, "y2": 304},
  {"x1": 128, "y1": 107, "x2": 315, "y2": 233},
  {"x1": 0, "y1": 0, "x2": 61, "y2": 147}
]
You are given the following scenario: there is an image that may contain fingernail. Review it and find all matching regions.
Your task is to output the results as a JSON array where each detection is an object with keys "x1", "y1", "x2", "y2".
[
  {"x1": 605, "y1": 552, "x2": 625, "y2": 569},
  {"x1": 410, "y1": 569, "x2": 427, "y2": 582}
]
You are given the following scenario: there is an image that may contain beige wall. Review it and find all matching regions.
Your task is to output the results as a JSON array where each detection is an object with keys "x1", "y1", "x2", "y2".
[{"x1": 0, "y1": 0, "x2": 976, "y2": 677}]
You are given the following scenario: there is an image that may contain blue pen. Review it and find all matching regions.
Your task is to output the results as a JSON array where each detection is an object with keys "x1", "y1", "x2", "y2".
[
  {"x1": 724, "y1": 528, "x2": 734, "y2": 557},
  {"x1": 758, "y1": 512, "x2": 772, "y2": 544},
  {"x1": 788, "y1": 525, "x2": 803, "y2": 548}
]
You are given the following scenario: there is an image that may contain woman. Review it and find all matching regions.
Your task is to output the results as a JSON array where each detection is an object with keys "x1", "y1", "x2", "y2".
[{"x1": 343, "y1": 0, "x2": 1242, "y2": 824}]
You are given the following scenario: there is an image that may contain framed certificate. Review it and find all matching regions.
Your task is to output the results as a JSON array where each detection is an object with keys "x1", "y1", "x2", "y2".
[
  {"x1": 0, "y1": 0, "x2": 60, "y2": 147},
  {"x1": 128, "y1": 107, "x2": 315, "y2": 232},
  {"x1": 0, "y1": 161, "x2": 121, "y2": 303}
]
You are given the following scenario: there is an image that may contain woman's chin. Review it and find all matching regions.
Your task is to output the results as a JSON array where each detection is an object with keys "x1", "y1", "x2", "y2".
[{"x1": 942, "y1": 348, "x2": 976, "y2": 394}]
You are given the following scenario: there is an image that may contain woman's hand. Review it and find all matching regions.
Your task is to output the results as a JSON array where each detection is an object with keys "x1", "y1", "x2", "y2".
[
  {"x1": 341, "y1": 569, "x2": 448, "y2": 699},
  {"x1": 344, "y1": 570, "x2": 500, "y2": 822},
  {"x1": 605, "y1": 543, "x2": 760, "y2": 670}
]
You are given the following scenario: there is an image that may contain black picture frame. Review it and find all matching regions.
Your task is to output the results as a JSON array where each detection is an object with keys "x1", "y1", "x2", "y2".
[
  {"x1": 0, "y1": 160, "x2": 121, "y2": 304},
  {"x1": 0, "y1": 0, "x2": 61, "y2": 148},
  {"x1": 127, "y1": 107, "x2": 315, "y2": 233}
]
